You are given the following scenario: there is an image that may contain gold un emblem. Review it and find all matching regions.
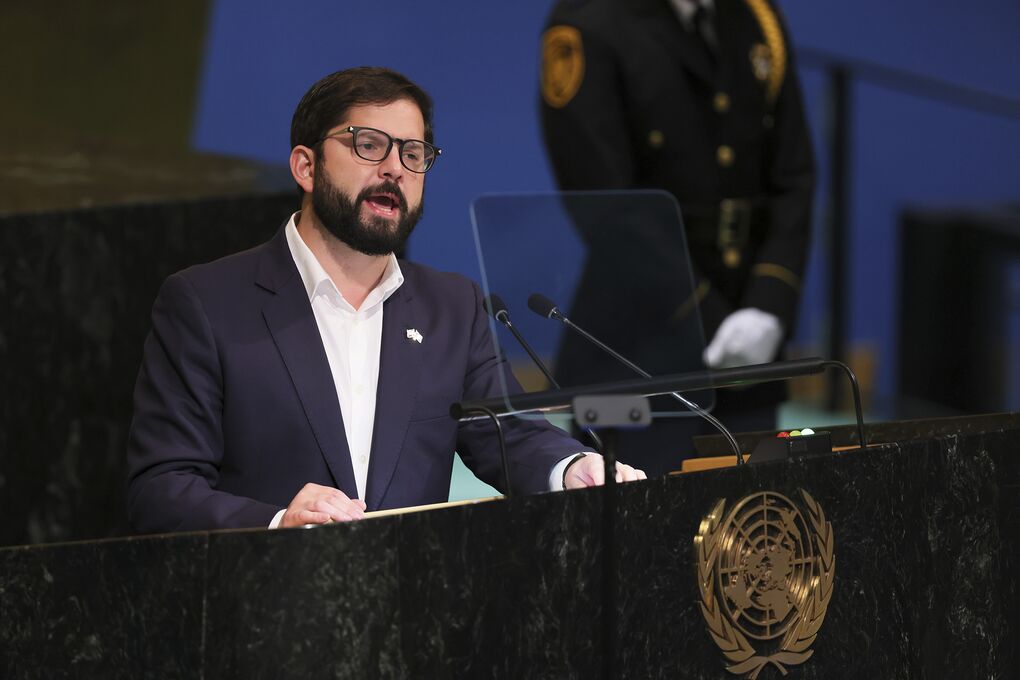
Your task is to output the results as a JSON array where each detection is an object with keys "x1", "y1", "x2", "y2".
[{"x1": 695, "y1": 490, "x2": 835, "y2": 679}]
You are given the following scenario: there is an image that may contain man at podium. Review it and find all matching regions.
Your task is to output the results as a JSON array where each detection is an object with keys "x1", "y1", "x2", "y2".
[{"x1": 125, "y1": 67, "x2": 644, "y2": 534}]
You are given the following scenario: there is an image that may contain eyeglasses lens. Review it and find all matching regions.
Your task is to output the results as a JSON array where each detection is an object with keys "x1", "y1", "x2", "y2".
[
  {"x1": 400, "y1": 141, "x2": 433, "y2": 173},
  {"x1": 350, "y1": 128, "x2": 436, "y2": 173},
  {"x1": 352, "y1": 129, "x2": 391, "y2": 162}
]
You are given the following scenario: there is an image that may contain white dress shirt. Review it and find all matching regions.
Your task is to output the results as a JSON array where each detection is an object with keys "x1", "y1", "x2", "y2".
[
  {"x1": 669, "y1": 0, "x2": 714, "y2": 28},
  {"x1": 286, "y1": 213, "x2": 405, "y2": 502}
]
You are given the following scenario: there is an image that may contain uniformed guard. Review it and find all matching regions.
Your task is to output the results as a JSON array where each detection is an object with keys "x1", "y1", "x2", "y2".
[{"x1": 540, "y1": 0, "x2": 815, "y2": 474}]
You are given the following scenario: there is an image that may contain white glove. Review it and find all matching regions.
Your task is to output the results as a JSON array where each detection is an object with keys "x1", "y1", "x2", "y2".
[{"x1": 702, "y1": 308, "x2": 783, "y2": 369}]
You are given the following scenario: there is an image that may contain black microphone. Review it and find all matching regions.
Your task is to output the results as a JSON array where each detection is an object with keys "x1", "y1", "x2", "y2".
[
  {"x1": 527, "y1": 293, "x2": 564, "y2": 321},
  {"x1": 526, "y1": 292, "x2": 744, "y2": 464},
  {"x1": 483, "y1": 294, "x2": 604, "y2": 454}
]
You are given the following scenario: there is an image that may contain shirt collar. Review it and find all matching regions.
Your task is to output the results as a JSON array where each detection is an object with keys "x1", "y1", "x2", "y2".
[
  {"x1": 285, "y1": 211, "x2": 404, "y2": 311},
  {"x1": 668, "y1": 0, "x2": 714, "y2": 26}
]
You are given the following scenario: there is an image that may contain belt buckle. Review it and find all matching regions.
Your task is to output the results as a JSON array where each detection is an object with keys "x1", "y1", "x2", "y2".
[{"x1": 717, "y1": 198, "x2": 750, "y2": 269}]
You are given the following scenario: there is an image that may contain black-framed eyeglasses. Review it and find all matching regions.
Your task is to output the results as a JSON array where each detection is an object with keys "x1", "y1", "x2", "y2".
[{"x1": 323, "y1": 126, "x2": 441, "y2": 173}]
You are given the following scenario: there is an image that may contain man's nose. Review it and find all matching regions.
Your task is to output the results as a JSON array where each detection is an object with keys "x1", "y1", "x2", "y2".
[{"x1": 378, "y1": 146, "x2": 405, "y2": 180}]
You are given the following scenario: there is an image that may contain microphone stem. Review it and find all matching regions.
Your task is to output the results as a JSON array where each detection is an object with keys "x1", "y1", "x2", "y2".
[
  {"x1": 462, "y1": 405, "x2": 512, "y2": 497},
  {"x1": 502, "y1": 316, "x2": 558, "y2": 387},
  {"x1": 561, "y1": 317, "x2": 744, "y2": 464},
  {"x1": 500, "y1": 316, "x2": 605, "y2": 454}
]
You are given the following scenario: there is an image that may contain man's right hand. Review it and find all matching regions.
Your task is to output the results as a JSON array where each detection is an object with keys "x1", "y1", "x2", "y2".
[
  {"x1": 564, "y1": 454, "x2": 646, "y2": 490},
  {"x1": 279, "y1": 483, "x2": 366, "y2": 528}
]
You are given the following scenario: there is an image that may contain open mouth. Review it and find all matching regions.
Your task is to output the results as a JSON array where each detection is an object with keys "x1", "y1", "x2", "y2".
[{"x1": 364, "y1": 192, "x2": 400, "y2": 217}]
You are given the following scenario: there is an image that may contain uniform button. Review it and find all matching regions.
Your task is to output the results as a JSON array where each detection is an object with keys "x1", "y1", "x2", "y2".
[
  {"x1": 723, "y1": 247, "x2": 742, "y2": 269},
  {"x1": 713, "y1": 92, "x2": 730, "y2": 113},
  {"x1": 717, "y1": 145, "x2": 734, "y2": 167},
  {"x1": 648, "y1": 129, "x2": 665, "y2": 149}
]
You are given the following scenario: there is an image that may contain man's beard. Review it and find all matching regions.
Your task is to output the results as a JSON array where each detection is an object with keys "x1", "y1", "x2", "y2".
[{"x1": 311, "y1": 167, "x2": 423, "y2": 256}]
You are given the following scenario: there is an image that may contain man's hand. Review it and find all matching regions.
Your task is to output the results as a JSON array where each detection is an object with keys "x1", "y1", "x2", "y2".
[
  {"x1": 703, "y1": 307, "x2": 783, "y2": 369},
  {"x1": 279, "y1": 483, "x2": 366, "y2": 528},
  {"x1": 564, "y1": 454, "x2": 646, "y2": 490}
]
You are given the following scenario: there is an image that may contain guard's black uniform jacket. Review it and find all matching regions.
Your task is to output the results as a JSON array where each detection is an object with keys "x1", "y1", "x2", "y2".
[
  {"x1": 540, "y1": 0, "x2": 815, "y2": 468},
  {"x1": 542, "y1": 0, "x2": 814, "y2": 338}
]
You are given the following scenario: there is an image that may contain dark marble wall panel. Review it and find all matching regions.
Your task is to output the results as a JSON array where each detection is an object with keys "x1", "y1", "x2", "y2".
[
  {"x1": 396, "y1": 493, "x2": 603, "y2": 679},
  {"x1": 204, "y1": 522, "x2": 403, "y2": 679},
  {"x1": 920, "y1": 432, "x2": 1008, "y2": 678},
  {"x1": 0, "y1": 533, "x2": 207, "y2": 679},
  {"x1": 0, "y1": 193, "x2": 295, "y2": 546},
  {"x1": 996, "y1": 432, "x2": 1020, "y2": 680}
]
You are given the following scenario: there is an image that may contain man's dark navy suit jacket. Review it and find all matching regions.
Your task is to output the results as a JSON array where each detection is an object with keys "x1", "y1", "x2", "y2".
[{"x1": 126, "y1": 226, "x2": 580, "y2": 533}]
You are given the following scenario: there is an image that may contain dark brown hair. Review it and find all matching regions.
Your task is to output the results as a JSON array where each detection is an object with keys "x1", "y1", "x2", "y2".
[{"x1": 290, "y1": 66, "x2": 434, "y2": 151}]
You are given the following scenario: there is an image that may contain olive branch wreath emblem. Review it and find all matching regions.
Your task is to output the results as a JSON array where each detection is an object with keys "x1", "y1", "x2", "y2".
[{"x1": 695, "y1": 489, "x2": 835, "y2": 679}]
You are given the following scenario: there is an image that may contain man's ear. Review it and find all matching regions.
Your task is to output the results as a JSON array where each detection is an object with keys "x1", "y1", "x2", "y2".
[{"x1": 289, "y1": 145, "x2": 316, "y2": 194}]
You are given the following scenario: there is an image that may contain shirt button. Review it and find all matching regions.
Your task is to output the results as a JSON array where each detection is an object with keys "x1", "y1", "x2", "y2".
[
  {"x1": 713, "y1": 92, "x2": 730, "y2": 113},
  {"x1": 648, "y1": 129, "x2": 665, "y2": 148},
  {"x1": 360, "y1": 455, "x2": 368, "y2": 464},
  {"x1": 354, "y1": 384, "x2": 364, "y2": 395},
  {"x1": 717, "y1": 145, "x2": 734, "y2": 167}
]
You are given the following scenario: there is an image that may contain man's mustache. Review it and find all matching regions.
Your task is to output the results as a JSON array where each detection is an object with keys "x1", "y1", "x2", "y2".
[{"x1": 356, "y1": 181, "x2": 408, "y2": 212}]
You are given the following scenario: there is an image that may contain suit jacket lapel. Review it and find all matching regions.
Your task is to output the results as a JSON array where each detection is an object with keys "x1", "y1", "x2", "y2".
[
  {"x1": 364, "y1": 279, "x2": 422, "y2": 510},
  {"x1": 256, "y1": 228, "x2": 359, "y2": 498}
]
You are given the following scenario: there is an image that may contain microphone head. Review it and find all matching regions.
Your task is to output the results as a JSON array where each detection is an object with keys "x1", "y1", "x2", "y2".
[
  {"x1": 482, "y1": 293, "x2": 509, "y2": 321},
  {"x1": 527, "y1": 293, "x2": 559, "y2": 319}
]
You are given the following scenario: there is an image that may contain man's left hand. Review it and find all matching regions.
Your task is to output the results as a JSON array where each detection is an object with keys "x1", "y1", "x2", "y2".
[{"x1": 564, "y1": 454, "x2": 646, "y2": 490}]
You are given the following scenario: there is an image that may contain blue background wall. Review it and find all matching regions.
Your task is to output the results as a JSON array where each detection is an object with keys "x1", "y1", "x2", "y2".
[{"x1": 192, "y1": 0, "x2": 1020, "y2": 415}]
